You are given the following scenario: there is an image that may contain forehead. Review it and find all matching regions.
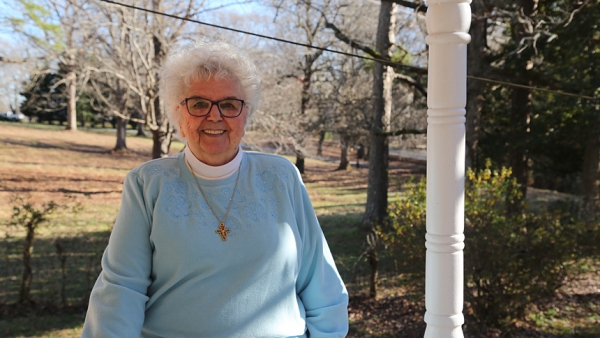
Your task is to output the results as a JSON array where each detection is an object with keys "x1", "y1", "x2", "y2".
[{"x1": 185, "y1": 76, "x2": 243, "y2": 100}]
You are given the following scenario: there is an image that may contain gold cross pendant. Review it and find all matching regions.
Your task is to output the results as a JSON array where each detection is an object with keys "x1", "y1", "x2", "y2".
[{"x1": 215, "y1": 223, "x2": 231, "y2": 241}]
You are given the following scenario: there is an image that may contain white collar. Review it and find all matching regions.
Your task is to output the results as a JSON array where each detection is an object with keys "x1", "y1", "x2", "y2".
[{"x1": 184, "y1": 145, "x2": 242, "y2": 180}]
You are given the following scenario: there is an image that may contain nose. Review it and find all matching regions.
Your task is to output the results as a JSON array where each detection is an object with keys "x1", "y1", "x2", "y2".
[{"x1": 205, "y1": 103, "x2": 222, "y2": 121}]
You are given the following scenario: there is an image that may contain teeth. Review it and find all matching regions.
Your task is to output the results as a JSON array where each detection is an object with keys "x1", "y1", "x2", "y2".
[{"x1": 204, "y1": 130, "x2": 224, "y2": 135}]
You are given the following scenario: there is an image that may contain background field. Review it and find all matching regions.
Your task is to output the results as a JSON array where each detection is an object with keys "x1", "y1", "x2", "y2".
[{"x1": 0, "y1": 122, "x2": 598, "y2": 337}]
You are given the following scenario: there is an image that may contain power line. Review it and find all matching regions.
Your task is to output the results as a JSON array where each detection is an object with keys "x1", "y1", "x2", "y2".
[
  {"x1": 467, "y1": 75, "x2": 596, "y2": 100},
  {"x1": 99, "y1": 0, "x2": 597, "y2": 102}
]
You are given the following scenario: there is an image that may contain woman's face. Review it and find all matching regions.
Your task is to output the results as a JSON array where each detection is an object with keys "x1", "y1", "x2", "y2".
[{"x1": 178, "y1": 76, "x2": 248, "y2": 166}]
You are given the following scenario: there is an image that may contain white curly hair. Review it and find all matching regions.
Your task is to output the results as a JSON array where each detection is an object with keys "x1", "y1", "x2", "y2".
[{"x1": 161, "y1": 38, "x2": 261, "y2": 141}]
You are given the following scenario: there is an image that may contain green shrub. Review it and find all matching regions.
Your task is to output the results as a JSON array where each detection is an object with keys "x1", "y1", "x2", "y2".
[
  {"x1": 379, "y1": 177, "x2": 427, "y2": 292},
  {"x1": 379, "y1": 161, "x2": 594, "y2": 333}
]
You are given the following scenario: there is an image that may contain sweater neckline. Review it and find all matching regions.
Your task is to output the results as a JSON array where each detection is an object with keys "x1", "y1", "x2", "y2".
[{"x1": 184, "y1": 145, "x2": 242, "y2": 180}]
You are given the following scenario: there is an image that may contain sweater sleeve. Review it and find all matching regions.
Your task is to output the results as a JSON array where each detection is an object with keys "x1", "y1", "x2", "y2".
[
  {"x1": 81, "y1": 172, "x2": 153, "y2": 338},
  {"x1": 294, "y1": 179, "x2": 349, "y2": 338}
]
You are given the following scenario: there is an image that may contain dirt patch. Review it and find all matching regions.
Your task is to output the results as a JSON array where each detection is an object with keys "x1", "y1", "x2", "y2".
[{"x1": 348, "y1": 292, "x2": 426, "y2": 337}]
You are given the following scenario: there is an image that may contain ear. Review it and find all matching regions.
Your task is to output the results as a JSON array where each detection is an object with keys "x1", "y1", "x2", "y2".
[
  {"x1": 179, "y1": 125, "x2": 186, "y2": 138},
  {"x1": 176, "y1": 104, "x2": 187, "y2": 138}
]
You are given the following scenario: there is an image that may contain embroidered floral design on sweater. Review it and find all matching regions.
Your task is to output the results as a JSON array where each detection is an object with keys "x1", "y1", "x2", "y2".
[
  {"x1": 268, "y1": 198, "x2": 279, "y2": 219},
  {"x1": 215, "y1": 187, "x2": 235, "y2": 205},
  {"x1": 166, "y1": 179, "x2": 188, "y2": 196},
  {"x1": 163, "y1": 178, "x2": 191, "y2": 219},
  {"x1": 148, "y1": 165, "x2": 162, "y2": 176},
  {"x1": 242, "y1": 201, "x2": 266, "y2": 223},
  {"x1": 163, "y1": 168, "x2": 178, "y2": 177},
  {"x1": 165, "y1": 195, "x2": 191, "y2": 219},
  {"x1": 158, "y1": 159, "x2": 292, "y2": 227},
  {"x1": 254, "y1": 171, "x2": 277, "y2": 192}
]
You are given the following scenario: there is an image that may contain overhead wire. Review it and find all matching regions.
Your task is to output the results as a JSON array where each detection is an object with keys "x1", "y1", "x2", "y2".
[{"x1": 99, "y1": 0, "x2": 598, "y2": 101}]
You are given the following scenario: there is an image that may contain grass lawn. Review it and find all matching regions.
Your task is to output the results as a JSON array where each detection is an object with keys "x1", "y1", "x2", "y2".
[{"x1": 0, "y1": 121, "x2": 598, "y2": 337}]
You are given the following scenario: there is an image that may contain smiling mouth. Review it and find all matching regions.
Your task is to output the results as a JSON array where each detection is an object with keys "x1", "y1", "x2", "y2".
[{"x1": 203, "y1": 130, "x2": 225, "y2": 135}]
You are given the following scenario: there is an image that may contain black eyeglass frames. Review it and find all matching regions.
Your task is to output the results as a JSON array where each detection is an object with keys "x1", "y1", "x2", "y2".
[{"x1": 180, "y1": 97, "x2": 246, "y2": 118}]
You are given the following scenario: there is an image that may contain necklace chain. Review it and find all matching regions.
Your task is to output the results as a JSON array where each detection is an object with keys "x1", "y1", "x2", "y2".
[{"x1": 190, "y1": 161, "x2": 242, "y2": 241}]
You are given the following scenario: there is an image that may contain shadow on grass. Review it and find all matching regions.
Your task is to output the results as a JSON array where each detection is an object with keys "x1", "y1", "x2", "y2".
[
  {"x1": 1, "y1": 139, "x2": 149, "y2": 159},
  {"x1": 0, "y1": 159, "x2": 136, "y2": 173},
  {"x1": 1, "y1": 230, "x2": 110, "y2": 311},
  {"x1": 0, "y1": 308, "x2": 86, "y2": 338},
  {"x1": 1, "y1": 230, "x2": 110, "y2": 337},
  {"x1": 2, "y1": 139, "x2": 110, "y2": 154},
  {"x1": 0, "y1": 187, "x2": 123, "y2": 195},
  {"x1": 1, "y1": 174, "x2": 123, "y2": 184}
]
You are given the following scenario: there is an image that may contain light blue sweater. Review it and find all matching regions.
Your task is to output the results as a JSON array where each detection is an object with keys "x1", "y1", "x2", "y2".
[{"x1": 82, "y1": 152, "x2": 349, "y2": 337}]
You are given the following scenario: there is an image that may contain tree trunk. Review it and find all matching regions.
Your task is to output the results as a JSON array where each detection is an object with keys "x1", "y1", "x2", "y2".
[
  {"x1": 294, "y1": 54, "x2": 317, "y2": 174},
  {"x1": 582, "y1": 129, "x2": 600, "y2": 221},
  {"x1": 19, "y1": 226, "x2": 35, "y2": 304},
  {"x1": 151, "y1": 95, "x2": 173, "y2": 159},
  {"x1": 508, "y1": 0, "x2": 537, "y2": 200},
  {"x1": 151, "y1": 128, "x2": 173, "y2": 159},
  {"x1": 66, "y1": 69, "x2": 77, "y2": 131},
  {"x1": 466, "y1": 0, "x2": 486, "y2": 169},
  {"x1": 367, "y1": 247, "x2": 378, "y2": 298},
  {"x1": 54, "y1": 240, "x2": 68, "y2": 308},
  {"x1": 295, "y1": 150, "x2": 306, "y2": 174},
  {"x1": 114, "y1": 116, "x2": 128, "y2": 151},
  {"x1": 509, "y1": 85, "x2": 531, "y2": 199},
  {"x1": 149, "y1": 18, "x2": 172, "y2": 159},
  {"x1": 338, "y1": 134, "x2": 350, "y2": 170},
  {"x1": 362, "y1": 1, "x2": 396, "y2": 300},
  {"x1": 136, "y1": 119, "x2": 147, "y2": 137},
  {"x1": 361, "y1": 1, "x2": 396, "y2": 231},
  {"x1": 317, "y1": 130, "x2": 326, "y2": 156}
]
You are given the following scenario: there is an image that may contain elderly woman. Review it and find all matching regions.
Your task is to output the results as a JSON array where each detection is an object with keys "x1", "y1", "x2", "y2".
[{"x1": 81, "y1": 39, "x2": 349, "y2": 337}]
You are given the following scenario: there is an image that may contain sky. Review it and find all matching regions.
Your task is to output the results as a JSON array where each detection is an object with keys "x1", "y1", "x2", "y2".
[
  {"x1": 204, "y1": 0, "x2": 264, "y2": 17},
  {"x1": 0, "y1": 0, "x2": 271, "y2": 110}
]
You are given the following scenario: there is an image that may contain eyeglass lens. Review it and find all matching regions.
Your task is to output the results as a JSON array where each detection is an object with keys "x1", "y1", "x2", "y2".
[{"x1": 186, "y1": 98, "x2": 243, "y2": 117}]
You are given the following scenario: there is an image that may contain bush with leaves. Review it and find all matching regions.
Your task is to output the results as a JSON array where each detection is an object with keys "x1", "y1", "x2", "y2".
[
  {"x1": 3, "y1": 194, "x2": 86, "y2": 307},
  {"x1": 379, "y1": 161, "x2": 594, "y2": 332},
  {"x1": 378, "y1": 177, "x2": 427, "y2": 292},
  {"x1": 6, "y1": 195, "x2": 58, "y2": 304}
]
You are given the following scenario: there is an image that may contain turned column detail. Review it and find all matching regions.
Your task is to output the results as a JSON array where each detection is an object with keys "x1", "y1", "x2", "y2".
[{"x1": 424, "y1": 0, "x2": 471, "y2": 337}]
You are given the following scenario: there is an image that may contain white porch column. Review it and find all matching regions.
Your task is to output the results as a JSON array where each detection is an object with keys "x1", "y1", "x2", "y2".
[{"x1": 424, "y1": 0, "x2": 471, "y2": 337}]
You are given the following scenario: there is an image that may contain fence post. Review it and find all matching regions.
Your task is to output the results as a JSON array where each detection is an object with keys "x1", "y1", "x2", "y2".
[{"x1": 424, "y1": 0, "x2": 471, "y2": 337}]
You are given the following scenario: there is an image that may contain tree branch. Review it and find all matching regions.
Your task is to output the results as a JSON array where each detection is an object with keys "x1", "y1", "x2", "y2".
[
  {"x1": 324, "y1": 22, "x2": 428, "y2": 96},
  {"x1": 0, "y1": 55, "x2": 47, "y2": 64},
  {"x1": 382, "y1": 0, "x2": 427, "y2": 14},
  {"x1": 394, "y1": 73, "x2": 427, "y2": 97},
  {"x1": 323, "y1": 19, "x2": 428, "y2": 79},
  {"x1": 324, "y1": 22, "x2": 381, "y2": 59}
]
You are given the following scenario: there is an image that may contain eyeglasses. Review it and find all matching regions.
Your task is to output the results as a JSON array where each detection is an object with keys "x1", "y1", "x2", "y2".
[{"x1": 180, "y1": 97, "x2": 245, "y2": 118}]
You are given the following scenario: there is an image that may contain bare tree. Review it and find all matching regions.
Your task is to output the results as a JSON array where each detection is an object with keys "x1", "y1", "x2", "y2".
[
  {"x1": 6, "y1": 0, "x2": 96, "y2": 130},
  {"x1": 89, "y1": 70, "x2": 135, "y2": 152},
  {"x1": 322, "y1": 2, "x2": 427, "y2": 231},
  {"x1": 261, "y1": 0, "x2": 345, "y2": 173},
  {"x1": 90, "y1": 0, "x2": 205, "y2": 158},
  {"x1": 88, "y1": 2, "x2": 154, "y2": 151},
  {"x1": 0, "y1": 41, "x2": 38, "y2": 114}
]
